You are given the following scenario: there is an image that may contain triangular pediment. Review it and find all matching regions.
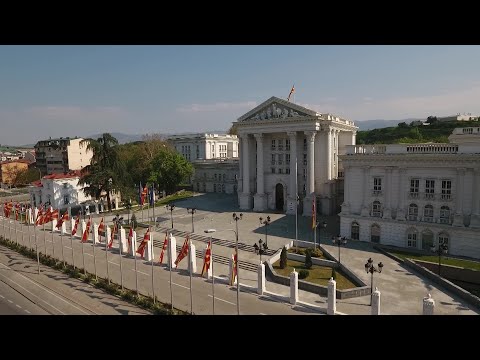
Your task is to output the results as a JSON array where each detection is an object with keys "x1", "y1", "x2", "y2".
[{"x1": 237, "y1": 96, "x2": 319, "y2": 122}]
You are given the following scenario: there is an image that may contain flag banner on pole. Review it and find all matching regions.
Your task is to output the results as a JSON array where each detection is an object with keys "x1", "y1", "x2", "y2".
[
  {"x1": 108, "y1": 222, "x2": 117, "y2": 249},
  {"x1": 42, "y1": 207, "x2": 53, "y2": 225},
  {"x1": 98, "y1": 217, "x2": 105, "y2": 235},
  {"x1": 159, "y1": 232, "x2": 168, "y2": 264},
  {"x1": 56, "y1": 210, "x2": 69, "y2": 229},
  {"x1": 312, "y1": 197, "x2": 316, "y2": 230},
  {"x1": 81, "y1": 217, "x2": 91, "y2": 243},
  {"x1": 174, "y1": 236, "x2": 189, "y2": 268},
  {"x1": 201, "y1": 240, "x2": 211, "y2": 277},
  {"x1": 51, "y1": 209, "x2": 59, "y2": 221},
  {"x1": 136, "y1": 228, "x2": 151, "y2": 258},
  {"x1": 127, "y1": 227, "x2": 133, "y2": 253},
  {"x1": 141, "y1": 185, "x2": 148, "y2": 206},
  {"x1": 149, "y1": 184, "x2": 155, "y2": 206},
  {"x1": 72, "y1": 215, "x2": 80, "y2": 236},
  {"x1": 287, "y1": 84, "x2": 295, "y2": 102},
  {"x1": 35, "y1": 210, "x2": 44, "y2": 226},
  {"x1": 230, "y1": 253, "x2": 237, "y2": 286}
]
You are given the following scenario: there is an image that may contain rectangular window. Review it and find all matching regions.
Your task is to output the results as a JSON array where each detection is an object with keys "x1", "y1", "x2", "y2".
[
  {"x1": 407, "y1": 233, "x2": 417, "y2": 248},
  {"x1": 441, "y1": 180, "x2": 452, "y2": 200},
  {"x1": 271, "y1": 167, "x2": 275, "y2": 174},
  {"x1": 271, "y1": 139, "x2": 276, "y2": 151},
  {"x1": 278, "y1": 139, "x2": 283, "y2": 151},
  {"x1": 285, "y1": 139, "x2": 290, "y2": 151},
  {"x1": 271, "y1": 154, "x2": 276, "y2": 165},
  {"x1": 303, "y1": 168, "x2": 307, "y2": 179},
  {"x1": 351, "y1": 225, "x2": 359, "y2": 240},
  {"x1": 278, "y1": 154, "x2": 283, "y2": 165},
  {"x1": 278, "y1": 168, "x2": 283, "y2": 174},
  {"x1": 303, "y1": 153, "x2": 307, "y2": 166},
  {"x1": 425, "y1": 179, "x2": 435, "y2": 199},
  {"x1": 214, "y1": 174, "x2": 217, "y2": 180},
  {"x1": 286, "y1": 153, "x2": 290, "y2": 165},
  {"x1": 373, "y1": 177, "x2": 382, "y2": 191},
  {"x1": 286, "y1": 168, "x2": 290, "y2": 174},
  {"x1": 410, "y1": 178, "x2": 419, "y2": 198}
]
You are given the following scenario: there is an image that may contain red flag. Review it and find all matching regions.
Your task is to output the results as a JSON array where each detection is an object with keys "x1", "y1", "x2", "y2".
[
  {"x1": 136, "y1": 228, "x2": 151, "y2": 258},
  {"x1": 56, "y1": 210, "x2": 69, "y2": 229},
  {"x1": 287, "y1": 84, "x2": 295, "y2": 102},
  {"x1": 159, "y1": 232, "x2": 168, "y2": 264},
  {"x1": 72, "y1": 215, "x2": 80, "y2": 236},
  {"x1": 42, "y1": 207, "x2": 53, "y2": 225},
  {"x1": 140, "y1": 185, "x2": 148, "y2": 206},
  {"x1": 35, "y1": 210, "x2": 44, "y2": 226},
  {"x1": 312, "y1": 197, "x2": 316, "y2": 230},
  {"x1": 174, "y1": 235, "x2": 189, "y2": 268},
  {"x1": 81, "y1": 217, "x2": 91, "y2": 243},
  {"x1": 230, "y1": 252, "x2": 237, "y2": 286},
  {"x1": 108, "y1": 222, "x2": 117, "y2": 249},
  {"x1": 201, "y1": 240, "x2": 212, "y2": 277},
  {"x1": 98, "y1": 217, "x2": 105, "y2": 236}
]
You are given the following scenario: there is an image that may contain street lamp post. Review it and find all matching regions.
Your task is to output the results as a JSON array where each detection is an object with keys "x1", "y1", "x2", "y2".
[
  {"x1": 166, "y1": 203, "x2": 175, "y2": 229},
  {"x1": 253, "y1": 238, "x2": 268, "y2": 263},
  {"x1": 365, "y1": 257, "x2": 384, "y2": 306},
  {"x1": 187, "y1": 207, "x2": 196, "y2": 233},
  {"x1": 232, "y1": 212, "x2": 243, "y2": 315},
  {"x1": 432, "y1": 242, "x2": 449, "y2": 276},
  {"x1": 332, "y1": 235, "x2": 347, "y2": 264},
  {"x1": 204, "y1": 229, "x2": 216, "y2": 315},
  {"x1": 259, "y1": 216, "x2": 271, "y2": 248}
]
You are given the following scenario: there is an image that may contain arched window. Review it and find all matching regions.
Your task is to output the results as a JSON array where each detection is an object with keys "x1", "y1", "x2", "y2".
[
  {"x1": 423, "y1": 205, "x2": 434, "y2": 222},
  {"x1": 372, "y1": 201, "x2": 382, "y2": 217},
  {"x1": 351, "y1": 222, "x2": 360, "y2": 240},
  {"x1": 408, "y1": 203, "x2": 418, "y2": 221},
  {"x1": 440, "y1": 206, "x2": 450, "y2": 224},
  {"x1": 438, "y1": 232, "x2": 449, "y2": 253},
  {"x1": 407, "y1": 228, "x2": 418, "y2": 248},
  {"x1": 371, "y1": 224, "x2": 380, "y2": 243}
]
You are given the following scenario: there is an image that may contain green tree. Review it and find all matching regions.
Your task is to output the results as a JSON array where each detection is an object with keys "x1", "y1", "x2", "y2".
[
  {"x1": 398, "y1": 122, "x2": 408, "y2": 128},
  {"x1": 78, "y1": 133, "x2": 126, "y2": 212},
  {"x1": 305, "y1": 249, "x2": 313, "y2": 269},
  {"x1": 228, "y1": 124, "x2": 237, "y2": 135},
  {"x1": 147, "y1": 147, "x2": 194, "y2": 194},
  {"x1": 280, "y1": 246, "x2": 287, "y2": 269}
]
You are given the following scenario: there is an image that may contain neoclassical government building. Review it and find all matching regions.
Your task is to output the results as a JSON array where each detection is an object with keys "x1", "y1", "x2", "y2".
[
  {"x1": 339, "y1": 126, "x2": 480, "y2": 259},
  {"x1": 233, "y1": 96, "x2": 358, "y2": 216}
]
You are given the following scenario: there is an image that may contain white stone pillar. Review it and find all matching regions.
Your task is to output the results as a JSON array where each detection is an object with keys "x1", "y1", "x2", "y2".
[
  {"x1": 396, "y1": 167, "x2": 406, "y2": 220},
  {"x1": 371, "y1": 287, "x2": 381, "y2": 315},
  {"x1": 303, "y1": 131, "x2": 317, "y2": 216},
  {"x1": 61, "y1": 222, "x2": 67, "y2": 235},
  {"x1": 453, "y1": 168, "x2": 465, "y2": 227},
  {"x1": 239, "y1": 134, "x2": 252, "y2": 210},
  {"x1": 383, "y1": 168, "x2": 392, "y2": 219},
  {"x1": 253, "y1": 133, "x2": 267, "y2": 211},
  {"x1": 287, "y1": 131, "x2": 298, "y2": 215},
  {"x1": 106, "y1": 226, "x2": 111, "y2": 244},
  {"x1": 188, "y1": 242, "x2": 196, "y2": 274},
  {"x1": 34, "y1": 208, "x2": 39, "y2": 224},
  {"x1": 144, "y1": 233, "x2": 154, "y2": 261},
  {"x1": 326, "y1": 127, "x2": 332, "y2": 180},
  {"x1": 51, "y1": 218, "x2": 57, "y2": 232},
  {"x1": 129, "y1": 230, "x2": 137, "y2": 257},
  {"x1": 361, "y1": 166, "x2": 370, "y2": 216},
  {"x1": 327, "y1": 277, "x2": 336, "y2": 315},
  {"x1": 228, "y1": 254, "x2": 237, "y2": 285},
  {"x1": 80, "y1": 220, "x2": 86, "y2": 239},
  {"x1": 95, "y1": 203, "x2": 99, "y2": 214},
  {"x1": 168, "y1": 233, "x2": 177, "y2": 269},
  {"x1": 341, "y1": 165, "x2": 350, "y2": 215},
  {"x1": 119, "y1": 227, "x2": 127, "y2": 254},
  {"x1": 257, "y1": 262, "x2": 265, "y2": 295},
  {"x1": 114, "y1": 198, "x2": 119, "y2": 210},
  {"x1": 238, "y1": 137, "x2": 243, "y2": 193},
  {"x1": 423, "y1": 293, "x2": 435, "y2": 315},
  {"x1": 70, "y1": 218, "x2": 75, "y2": 235},
  {"x1": 290, "y1": 269, "x2": 298, "y2": 305},
  {"x1": 470, "y1": 168, "x2": 480, "y2": 228},
  {"x1": 93, "y1": 223, "x2": 99, "y2": 244}
]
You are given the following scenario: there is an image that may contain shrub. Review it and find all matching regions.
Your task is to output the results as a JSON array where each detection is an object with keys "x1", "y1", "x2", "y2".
[
  {"x1": 310, "y1": 248, "x2": 323, "y2": 258},
  {"x1": 298, "y1": 269, "x2": 309, "y2": 279},
  {"x1": 331, "y1": 267, "x2": 337, "y2": 280},
  {"x1": 305, "y1": 250, "x2": 313, "y2": 269},
  {"x1": 280, "y1": 246, "x2": 287, "y2": 269}
]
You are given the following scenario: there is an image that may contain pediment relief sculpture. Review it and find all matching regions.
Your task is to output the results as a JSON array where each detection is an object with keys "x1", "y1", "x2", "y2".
[{"x1": 248, "y1": 103, "x2": 304, "y2": 121}]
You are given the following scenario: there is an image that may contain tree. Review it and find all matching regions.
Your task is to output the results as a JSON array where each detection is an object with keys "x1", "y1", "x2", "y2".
[
  {"x1": 78, "y1": 133, "x2": 126, "y2": 212},
  {"x1": 227, "y1": 124, "x2": 237, "y2": 136},
  {"x1": 130, "y1": 212, "x2": 138, "y2": 229},
  {"x1": 280, "y1": 246, "x2": 287, "y2": 269},
  {"x1": 426, "y1": 116, "x2": 438, "y2": 124},
  {"x1": 398, "y1": 122, "x2": 408, "y2": 128},
  {"x1": 305, "y1": 249, "x2": 313, "y2": 269},
  {"x1": 16, "y1": 168, "x2": 41, "y2": 186},
  {"x1": 147, "y1": 147, "x2": 194, "y2": 194}
]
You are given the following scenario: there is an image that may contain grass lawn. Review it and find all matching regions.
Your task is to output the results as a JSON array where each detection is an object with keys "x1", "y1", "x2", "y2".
[
  {"x1": 389, "y1": 251, "x2": 480, "y2": 271},
  {"x1": 288, "y1": 247, "x2": 327, "y2": 260},
  {"x1": 272, "y1": 259, "x2": 357, "y2": 290}
]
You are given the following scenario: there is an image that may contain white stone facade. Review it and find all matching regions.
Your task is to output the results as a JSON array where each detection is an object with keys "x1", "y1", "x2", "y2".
[
  {"x1": 339, "y1": 128, "x2": 480, "y2": 259},
  {"x1": 192, "y1": 159, "x2": 239, "y2": 194},
  {"x1": 167, "y1": 133, "x2": 239, "y2": 161},
  {"x1": 233, "y1": 96, "x2": 357, "y2": 216}
]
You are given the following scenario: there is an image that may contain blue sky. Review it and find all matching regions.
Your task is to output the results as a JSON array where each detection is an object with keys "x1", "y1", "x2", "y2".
[{"x1": 1, "y1": 45, "x2": 480, "y2": 145}]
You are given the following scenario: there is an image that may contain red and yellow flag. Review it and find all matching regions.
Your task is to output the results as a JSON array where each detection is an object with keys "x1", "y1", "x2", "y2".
[
  {"x1": 35, "y1": 210, "x2": 44, "y2": 226},
  {"x1": 81, "y1": 217, "x2": 91, "y2": 243},
  {"x1": 174, "y1": 236, "x2": 189, "y2": 268},
  {"x1": 98, "y1": 218, "x2": 105, "y2": 236},
  {"x1": 72, "y1": 215, "x2": 80, "y2": 236},
  {"x1": 56, "y1": 210, "x2": 69, "y2": 229},
  {"x1": 108, "y1": 222, "x2": 117, "y2": 249},
  {"x1": 159, "y1": 232, "x2": 168, "y2": 264},
  {"x1": 287, "y1": 84, "x2": 295, "y2": 102},
  {"x1": 140, "y1": 185, "x2": 148, "y2": 206},
  {"x1": 136, "y1": 228, "x2": 151, "y2": 258},
  {"x1": 201, "y1": 240, "x2": 212, "y2": 277},
  {"x1": 230, "y1": 252, "x2": 237, "y2": 286}
]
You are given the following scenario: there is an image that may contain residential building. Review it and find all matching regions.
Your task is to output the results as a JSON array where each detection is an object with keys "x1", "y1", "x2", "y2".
[
  {"x1": 339, "y1": 127, "x2": 480, "y2": 259},
  {"x1": 232, "y1": 96, "x2": 357, "y2": 215},
  {"x1": 34, "y1": 137, "x2": 93, "y2": 176}
]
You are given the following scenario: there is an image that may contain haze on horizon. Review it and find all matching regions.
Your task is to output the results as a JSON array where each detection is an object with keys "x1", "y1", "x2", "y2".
[{"x1": 1, "y1": 45, "x2": 480, "y2": 146}]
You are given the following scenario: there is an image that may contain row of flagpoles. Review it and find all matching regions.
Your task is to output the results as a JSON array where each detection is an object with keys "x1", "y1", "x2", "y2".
[{"x1": 1, "y1": 200, "x2": 230, "y2": 314}]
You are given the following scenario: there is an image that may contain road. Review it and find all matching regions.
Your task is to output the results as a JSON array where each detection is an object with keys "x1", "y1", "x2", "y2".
[{"x1": 0, "y1": 279, "x2": 48, "y2": 315}]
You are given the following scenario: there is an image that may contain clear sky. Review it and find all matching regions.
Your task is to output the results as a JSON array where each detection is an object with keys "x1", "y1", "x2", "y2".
[{"x1": 1, "y1": 45, "x2": 480, "y2": 145}]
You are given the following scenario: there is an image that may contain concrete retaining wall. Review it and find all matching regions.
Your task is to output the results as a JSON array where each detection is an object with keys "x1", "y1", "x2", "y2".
[{"x1": 414, "y1": 260, "x2": 480, "y2": 285}]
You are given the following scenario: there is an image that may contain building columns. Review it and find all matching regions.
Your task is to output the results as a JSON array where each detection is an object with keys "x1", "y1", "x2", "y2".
[
  {"x1": 382, "y1": 168, "x2": 392, "y2": 219},
  {"x1": 303, "y1": 131, "x2": 316, "y2": 216},
  {"x1": 360, "y1": 166, "x2": 370, "y2": 216},
  {"x1": 286, "y1": 131, "x2": 297, "y2": 215},
  {"x1": 452, "y1": 168, "x2": 465, "y2": 227},
  {"x1": 238, "y1": 134, "x2": 252, "y2": 210},
  {"x1": 396, "y1": 167, "x2": 406, "y2": 221},
  {"x1": 470, "y1": 168, "x2": 480, "y2": 228},
  {"x1": 253, "y1": 133, "x2": 267, "y2": 211},
  {"x1": 340, "y1": 165, "x2": 350, "y2": 215}
]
